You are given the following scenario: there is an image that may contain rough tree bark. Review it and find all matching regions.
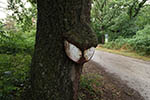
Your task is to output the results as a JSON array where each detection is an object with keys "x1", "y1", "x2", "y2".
[{"x1": 23, "y1": 0, "x2": 97, "y2": 100}]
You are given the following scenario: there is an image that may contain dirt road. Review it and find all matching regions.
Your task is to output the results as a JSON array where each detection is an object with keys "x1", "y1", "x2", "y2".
[{"x1": 92, "y1": 50, "x2": 150, "y2": 100}]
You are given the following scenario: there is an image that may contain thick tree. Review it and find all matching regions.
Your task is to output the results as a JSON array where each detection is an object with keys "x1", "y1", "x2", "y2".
[{"x1": 23, "y1": 0, "x2": 97, "y2": 100}]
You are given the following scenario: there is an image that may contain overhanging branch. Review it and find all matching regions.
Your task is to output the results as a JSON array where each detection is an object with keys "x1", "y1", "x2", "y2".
[{"x1": 133, "y1": 0, "x2": 147, "y2": 17}]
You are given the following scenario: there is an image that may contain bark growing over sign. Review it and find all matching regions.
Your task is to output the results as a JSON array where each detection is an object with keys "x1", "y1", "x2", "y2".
[{"x1": 23, "y1": 0, "x2": 97, "y2": 100}]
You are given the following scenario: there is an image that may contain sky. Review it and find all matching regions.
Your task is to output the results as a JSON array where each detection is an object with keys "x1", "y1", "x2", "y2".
[
  {"x1": 0, "y1": 0, "x2": 31, "y2": 19},
  {"x1": 0, "y1": 0, "x2": 8, "y2": 19}
]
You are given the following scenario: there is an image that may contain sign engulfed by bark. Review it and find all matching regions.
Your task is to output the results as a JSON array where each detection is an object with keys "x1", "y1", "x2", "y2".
[{"x1": 64, "y1": 40, "x2": 95, "y2": 64}]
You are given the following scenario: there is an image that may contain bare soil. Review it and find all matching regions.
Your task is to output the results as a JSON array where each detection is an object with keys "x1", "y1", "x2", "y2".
[{"x1": 79, "y1": 60, "x2": 144, "y2": 100}]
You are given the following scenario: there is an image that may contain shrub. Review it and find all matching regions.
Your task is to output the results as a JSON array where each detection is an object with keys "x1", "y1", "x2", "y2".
[
  {"x1": 129, "y1": 35, "x2": 150, "y2": 55},
  {"x1": 103, "y1": 34, "x2": 150, "y2": 56},
  {"x1": 0, "y1": 54, "x2": 31, "y2": 100},
  {"x1": 103, "y1": 37, "x2": 128, "y2": 50},
  {"x1": 0, "y1": 30, "x2": 35, "y2": 55}
]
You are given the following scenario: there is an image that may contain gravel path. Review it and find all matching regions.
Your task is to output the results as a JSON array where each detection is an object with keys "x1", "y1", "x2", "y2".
[{"x1": 92, "y1": 50, "x2": 150, "y2": 100}]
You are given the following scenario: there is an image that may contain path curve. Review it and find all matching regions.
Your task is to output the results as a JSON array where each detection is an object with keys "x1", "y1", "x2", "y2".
[{"x1": 92, "y1": 50, "x2": 150, "y2": 100}]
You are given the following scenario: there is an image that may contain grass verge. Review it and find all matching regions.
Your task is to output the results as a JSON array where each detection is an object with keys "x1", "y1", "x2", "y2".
[{"x1": 96, "y1": 47, "x2": 150, "y2": 61}]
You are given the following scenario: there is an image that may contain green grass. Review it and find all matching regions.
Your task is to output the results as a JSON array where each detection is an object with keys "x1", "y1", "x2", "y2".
[
  {"x1": 96, "y1": 47, "x2": 150, "y2": 61},
  {"x1": 78, "y1": 74, "x2": 102, "y2": 100}
]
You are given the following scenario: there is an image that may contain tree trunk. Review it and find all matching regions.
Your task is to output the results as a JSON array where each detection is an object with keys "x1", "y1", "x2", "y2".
[
  {"x1": 102, "y1": 34, "x2": 105, "y2": 44},
  {"x1": 23, "y1": 0, "x2": 97, "y2": 100}
]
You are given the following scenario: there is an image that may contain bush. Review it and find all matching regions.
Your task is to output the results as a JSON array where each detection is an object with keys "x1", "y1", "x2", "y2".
[
  {"x1": 129, "y1": 35, "x2": 150, "y2": 55},
  {"x1": 0, "y1": 20, "x2": 35, "y2": 100},
  {"x1": 127, "y1": 25, "x2": 150, "y2": 55},
  {"x1": 103, "y1": 28, "x2": 150, "y2": 56},
  {"x1": 0, "y1": 30, "x2": 35, "y2": 55},
  {"x1": 0, "y1": 54, "x2": 31, "y2": 100},
  {"x1": 103, "y1": 37, "x2": 128, "y2": 50}
]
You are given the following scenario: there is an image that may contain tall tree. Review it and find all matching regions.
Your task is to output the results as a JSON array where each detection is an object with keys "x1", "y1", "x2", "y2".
[
  {"x1": 91, "y1": 0, "x2": 148, "y2": 42},
  {"x1": 23, "y1": 0, "x2": 97, "y2": 100},
  {"x1": 7, "y1": 0, "x2": 37, "y2": 32}
]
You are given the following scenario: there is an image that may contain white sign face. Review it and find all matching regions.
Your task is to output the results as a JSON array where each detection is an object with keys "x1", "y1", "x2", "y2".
[
  {"x1": 84, "y1": 47, "x2": 95, "y2": 61},
  {"x1": 64, "y1": 40, "x2": 95, "y2": 63},
  {"x1": 64, "y1": 41, "x2": 82, "y2": 63},
  {"x1": 105, "y1": 34, "x2": 108, "y2": 43}
]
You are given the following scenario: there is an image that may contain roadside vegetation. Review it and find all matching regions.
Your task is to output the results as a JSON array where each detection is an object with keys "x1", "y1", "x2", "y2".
[
  {"x1": 92, "y1": 0, "x2": 150, "y2": 57},
  {"x1": 0, "y1": 0, "x2": 36, "y2": 99},
  {"x1": 102, "y1": 29, "x2": 150, "y2": 56},
  {"x1": 0, "y1": 17, "x2": 34, "y2": 100},
  {"x1": 97, "y1": 46, "x2": 150, "y2": 61}
]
